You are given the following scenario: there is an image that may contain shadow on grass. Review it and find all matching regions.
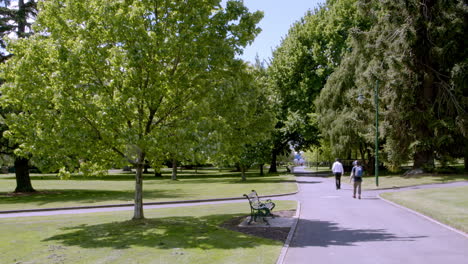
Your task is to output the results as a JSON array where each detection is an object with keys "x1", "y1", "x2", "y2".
[
  {"x1": 291, "y1": 219, "x2": 427, "y2": 247},
  {"x1": 43, "y1": 214, "x2": 278, "y2": 250},
  {"x1": 0, "y1": 189, "x2": 185, "y2": 206}
]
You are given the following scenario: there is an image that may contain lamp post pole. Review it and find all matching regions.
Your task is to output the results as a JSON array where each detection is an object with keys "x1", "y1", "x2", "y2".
[{"x1": 374, "y1": 80, "x2": 379, "y2": 187}]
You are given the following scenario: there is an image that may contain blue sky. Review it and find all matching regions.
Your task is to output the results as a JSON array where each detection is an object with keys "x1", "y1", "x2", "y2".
[{"x1": 236, "y1": 0, "x2": 325, "y2": 64}]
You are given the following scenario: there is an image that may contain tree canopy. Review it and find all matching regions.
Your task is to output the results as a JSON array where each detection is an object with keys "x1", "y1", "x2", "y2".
[
  {"x1": 1, "y1": 0, "x2": 263, "y2": 219},
  {"x1": 316, "y1": 0, "x2": 467, "y2": 172}
]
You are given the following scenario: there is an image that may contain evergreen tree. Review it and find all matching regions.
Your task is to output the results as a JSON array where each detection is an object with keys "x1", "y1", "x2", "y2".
[{"x1": 317, "y1": 0, "x2": 467, "y2": 172}]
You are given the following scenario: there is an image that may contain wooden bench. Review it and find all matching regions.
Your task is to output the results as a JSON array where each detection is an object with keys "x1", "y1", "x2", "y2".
[{"x1": 243, "y1": 190, "x2": 276, "y2": 225}]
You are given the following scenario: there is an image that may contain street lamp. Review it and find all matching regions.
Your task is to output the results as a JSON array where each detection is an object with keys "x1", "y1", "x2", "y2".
[{"x1": 357, "y1": 80, "x2": 379, "y2": 186}]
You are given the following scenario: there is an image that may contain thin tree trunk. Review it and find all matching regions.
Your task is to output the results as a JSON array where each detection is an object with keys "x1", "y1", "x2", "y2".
[
  {"x1": 143, "y1": 160, "x2": 149, "y2": 174},
  {"x1": 132, "y1": 155, "x2": 145, "y2": 220},
  {"x1": 464, "y1": 142, "x2": 468, "y2": 171},
  {"x1": 269, "y1": 151, "x2": 278, "y2": 173},
  {"x1": 14, "y1": 156, "x2": 35, "y2": 193},
  {"x1": 259, "y1": 164, "x2": 264, "y2": 175},
  {"x1": 17, "y1": 0, "x2": 26, "y2": 36},
  {"x1": 241, "y1": 166, "x2": 246, "y2": 181},
  {"x1": 171, "y1": 158, "x2": 177, "y2": 180},
  {"x1": 154, "y1": 170, "x2": 162, "y2": 177}
]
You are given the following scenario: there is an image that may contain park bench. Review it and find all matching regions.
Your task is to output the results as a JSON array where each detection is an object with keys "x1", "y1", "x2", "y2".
[{"x1": 243, "y1": 190, "x2": 276, "y2": 225}]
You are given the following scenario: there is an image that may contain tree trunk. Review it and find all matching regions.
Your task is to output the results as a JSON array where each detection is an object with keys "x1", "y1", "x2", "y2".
[
  {"x1": 143, "y1": 160, "x2": 149, "y2": 174},
  {"x1": 241, "y1": 166, "x2": 246, "y2": 181},
  {"x1": 464, "y1": 155, "x2": 468, "y2": 172},
  {"x1": 14, "y1": 156, "x2": 35, "y2": 193},
  {"x1": 259, "y1": 164, "x2": 264, "y2": 175},
  {"x1": 268, "y1": 150, "x2": 278, "y2": 173},
  {"x1": 17, "y1": 0, "x2": 26, "y2": 36},
  {"x1": 132, "y1": 156, "x2": 145, "y2": 220},
  {"x1": 413, "y1": 150, "x2": 435, "y2": 171},
  {"x1": 171, "y1": 158, "x2": 177, "y2": 180},
  {"x1": 464, "y1": 145, "x2": 468, "y2": 171}
]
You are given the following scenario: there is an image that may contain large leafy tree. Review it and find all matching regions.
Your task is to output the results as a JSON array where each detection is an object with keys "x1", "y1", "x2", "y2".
[
  {"x1": 208, "y1": 61, "x2": 275, "y2": 181},
  {"x1": 0, "y1": 0, "x2": 37, "y2": 192},
  {"x1": 267, "y1": 0, "x2": 366, "y2": 172},
  {"x1": 318, "y1": 0, "x2": 467, "y2": 172},
  {"x1": 1, "y1": 0, "x2": 262, "y2": 219}
]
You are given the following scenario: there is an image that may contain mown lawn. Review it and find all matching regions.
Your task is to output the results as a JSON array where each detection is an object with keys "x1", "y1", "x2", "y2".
[
  {"x1": 360, "y1": 173, "x2": 468, "y2": 190},
  {"x1": 0, "y1": 170, "x2": 297, "y2": 211},
  {"x1": 381, "y1": 186, "x2": 468, "y2": 233},
  {"x1": 0, "y1": 201, "x2": 297, "y2": 264}
]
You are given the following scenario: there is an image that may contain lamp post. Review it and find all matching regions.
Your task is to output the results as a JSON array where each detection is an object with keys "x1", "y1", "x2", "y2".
[{"x1": 357, "y1": 80, "x2": 379, "y2": 186}]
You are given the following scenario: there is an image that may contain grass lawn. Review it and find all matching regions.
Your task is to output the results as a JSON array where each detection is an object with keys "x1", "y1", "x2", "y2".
[
  {"x1": 381, "y1": 186, "x2": 468, "y2": 233},
  {"x1": 360, "y1": 173, "x2": 468, "y2": 190},
  {"x1": 0, "y1": 170, "x2": 297, "y2": 211},
  {"x1": 0, "y1": 201, "x2": 296, "y2": 264},
  {"x1": 303, "y1": 166, "x2": 331, "y2": 173}
]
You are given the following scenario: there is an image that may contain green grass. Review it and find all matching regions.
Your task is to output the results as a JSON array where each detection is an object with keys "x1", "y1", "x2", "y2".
[
  {"x1": 360, "y1": 173, "x2": 468, "y2": 190},
  {"x1": 381, "y1": 186, "x2": 468, "y2": 233},
  {"x1": 303, "y1": 166, "x2": 330, "y2": 173},
  {"x1": 0, "y1": 171, "x2": 297, "y2": 211},
  {"x1": 0, "y1": 201, "x2": 297, "y2": 264}
]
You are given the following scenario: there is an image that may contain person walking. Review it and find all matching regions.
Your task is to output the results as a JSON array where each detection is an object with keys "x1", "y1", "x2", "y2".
[
  {"x1": 349, "y1": 160, "x2": 363, "y2": 199},
  {"x1": 331, "y1": 158, "x2": 344, "y2": 190}
]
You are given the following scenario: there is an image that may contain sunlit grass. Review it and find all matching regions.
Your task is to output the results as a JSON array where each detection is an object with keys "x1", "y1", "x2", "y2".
[
  {"x1": 0, "y1": 170, "x2": 297, "y2": 211},
  {"x1": 361, "y1": 173, "x2": 468, "y2": 190},
  {"x1": 0, "y1": 201, "x2": 296, "y2": 264},
  {"x1": 381, "y1": 186, "x2": 468, "y2": 233}
]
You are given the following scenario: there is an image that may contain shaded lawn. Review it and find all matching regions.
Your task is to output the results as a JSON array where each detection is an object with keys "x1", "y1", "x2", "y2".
[
  {"x1": 381, "y1": 186, "x2": 468, "y2": 233},
  {"x1": 0, "y1": 174, "x2": 297, "y2": 211},
  {"x1": 0, "y1": 201, "x2": 296, "y2": 264},
  {"x1": 360, "y1": 174, "x2": 468, "y2": 190}
]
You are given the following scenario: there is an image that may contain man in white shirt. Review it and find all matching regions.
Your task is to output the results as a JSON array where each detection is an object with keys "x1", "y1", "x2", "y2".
[{"x1": 331, "y1": 158, "x2": 344, "y2": 190}]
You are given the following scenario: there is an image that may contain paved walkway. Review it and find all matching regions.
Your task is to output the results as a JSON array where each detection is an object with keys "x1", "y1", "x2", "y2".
[{"x1": 284, "y1": 166, "x2": 468, "y2": 264}]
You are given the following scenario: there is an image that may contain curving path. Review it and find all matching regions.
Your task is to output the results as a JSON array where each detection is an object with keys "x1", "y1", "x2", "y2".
[{"x1": 283, "y1": 166, "x2": 468, "y2": 264}]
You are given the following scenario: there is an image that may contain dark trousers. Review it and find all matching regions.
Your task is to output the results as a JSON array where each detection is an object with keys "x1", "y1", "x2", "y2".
[{"x1": 334, "y1": 173, "x2": 342, "y2": 189}]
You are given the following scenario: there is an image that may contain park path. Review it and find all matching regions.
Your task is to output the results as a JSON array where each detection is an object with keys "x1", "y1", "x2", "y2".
[{"x1": 283, "y1": 166, "x2": 468, "y2": 264}]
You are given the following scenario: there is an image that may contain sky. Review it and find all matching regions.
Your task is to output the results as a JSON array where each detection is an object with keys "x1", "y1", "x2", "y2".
[{"x1": 236, "y1": 0, "x2": 326, "y2": 64}]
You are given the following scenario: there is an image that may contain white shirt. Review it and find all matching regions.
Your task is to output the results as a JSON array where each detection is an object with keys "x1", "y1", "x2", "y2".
[{"x1": 332, "y1": 161, "x2": 344, "y2": 174}]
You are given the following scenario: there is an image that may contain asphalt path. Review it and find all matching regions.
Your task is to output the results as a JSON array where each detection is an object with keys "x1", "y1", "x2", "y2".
[{"x1": 284, "y1": 167, "x2": 468, "y2": 264}]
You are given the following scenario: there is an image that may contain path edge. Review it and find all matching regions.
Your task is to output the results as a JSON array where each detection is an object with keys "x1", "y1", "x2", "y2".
[
  {"x1": 276, "y1": 201, "x2": 301, "y2": 264},
  {"x1": 0, "y1": 190, "x2": 299, "y2": 214}
]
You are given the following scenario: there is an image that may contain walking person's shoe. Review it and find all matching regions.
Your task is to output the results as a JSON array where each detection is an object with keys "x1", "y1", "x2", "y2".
[
  {"x1": 353, "y1": 195, "x2": 356, "y2": 198},
  {"x1": 358, "y1": 196, "x2": 361, "y2": 199}
]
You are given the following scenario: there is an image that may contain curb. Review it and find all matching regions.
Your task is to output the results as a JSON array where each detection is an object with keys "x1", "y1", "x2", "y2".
[
  {"x1": 378, "y1": 193, "x2": 468, "y2": 238},
  {"x1": 0, "y1": 191, "x2": 299, "y2": 214},
  {"x1": 276, "y1": 201, "x2": 301, "y2": 264},
  {"x1": 275, "y1": 181, "x2": 302, "y2": 264}
]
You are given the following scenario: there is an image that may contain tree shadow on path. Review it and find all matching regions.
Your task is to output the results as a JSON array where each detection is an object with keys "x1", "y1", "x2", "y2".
[{"x1": 291, "y1": 219, "x2": 427, "y2": 247}]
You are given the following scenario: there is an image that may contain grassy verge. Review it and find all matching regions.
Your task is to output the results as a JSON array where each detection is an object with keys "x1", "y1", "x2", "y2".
[
  {"x1": 381, "y1": 186, "x2": 468, "y2": 233},
  {"x1": 360, "y1": 174, "x2": 468, "y2": 190},
  {"x1": 303, "y1": 166, "x2": 330, "y2": 173},
  {"x1": 0, "y1": 201, "x2": 296, "y2": 264},
  {"x1": 0, "y1": 172, "x2": 297, "y2": 211}
]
